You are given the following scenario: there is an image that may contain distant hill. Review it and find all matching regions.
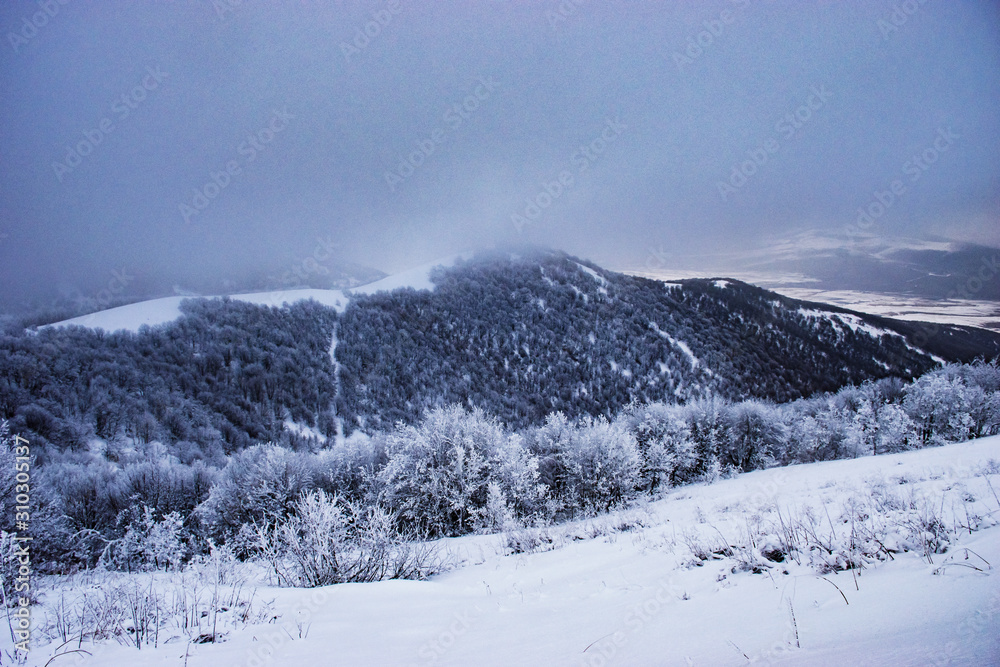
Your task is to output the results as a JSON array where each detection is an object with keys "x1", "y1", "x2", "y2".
[{"x1": 7, "y1": 258, "x2": 387, "y2": 329}]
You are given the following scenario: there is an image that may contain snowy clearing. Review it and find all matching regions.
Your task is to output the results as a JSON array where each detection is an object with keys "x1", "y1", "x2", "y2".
[{"x1": 17, "y1": 436, "x2": 1000, "y2": 666}]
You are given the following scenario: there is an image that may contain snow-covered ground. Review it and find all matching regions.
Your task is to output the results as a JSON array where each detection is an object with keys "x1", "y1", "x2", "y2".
[
  {"x1": 48, "y1": 295, "x2": 191, "y2": 333},
  {"x1": 17, "y1": 436, "x2": 1000, "y2": 666}
]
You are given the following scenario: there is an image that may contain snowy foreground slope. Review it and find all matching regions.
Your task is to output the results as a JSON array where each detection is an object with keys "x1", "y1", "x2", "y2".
[{"x1": 23, "y1": 437, "x2": 1000, "y2": 667}]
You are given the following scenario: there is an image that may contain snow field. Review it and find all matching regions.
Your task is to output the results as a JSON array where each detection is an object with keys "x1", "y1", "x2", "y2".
[{"x1": 14, "y1": 436, "x2": 1000, "y2": 666}]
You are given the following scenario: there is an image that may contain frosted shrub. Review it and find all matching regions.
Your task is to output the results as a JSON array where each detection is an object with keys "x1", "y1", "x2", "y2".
[
  {"x1": 377, "y1": 406, "x2": 499, "y2": 537},
  {"x1": 874, "y1": 403, "x2": 916, "y2": 454},
  {"x1": 251, "y1": 490, "x2": 441, "y2": 587},
  {"x1": 559, "y1": 416, "x2": 641, "y2": 513},
  {"x1": 904, "y1": 371, "x2": 979, "y2": 445},
  {"x1": 785, "y1": 408, "x2": 845, "y2": 463},
  {"x1": 110, "y1": 505, "x2": 186, "y2": 572},
  {"x1": 197, "y1": 444, "x2": 314, "y2": 543},
  {"x1": 313, "y1": 430, "x2": 385, "y2": 503},
  {"x1": 722, "y1": 400, "x2": 784, "y2": 471},
  {"x1": 682, "y1": 396, "x2": 728, "y2": 471},
  {"x1": 480, "y1": 481, "x2": 516, "y2": 533},
  {"x1": 268, "y1": 489, "x2": 349, "y2": 587},
  {"x1": 488, "y1": 434, "x2": 546, "y2": 522}
]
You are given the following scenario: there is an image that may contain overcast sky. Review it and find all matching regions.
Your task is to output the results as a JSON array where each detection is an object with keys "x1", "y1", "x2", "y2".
[{"x1": 1, "y1": 1, "x2": 998, "y2": 311}]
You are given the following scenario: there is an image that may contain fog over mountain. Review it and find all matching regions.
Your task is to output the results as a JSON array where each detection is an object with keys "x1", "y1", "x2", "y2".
[{"x1": 1, "y1": 1, "x2": 998, "y2": 313}]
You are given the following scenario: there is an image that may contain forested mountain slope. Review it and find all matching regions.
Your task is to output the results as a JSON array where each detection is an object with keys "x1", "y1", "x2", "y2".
[
  {"x1": 2, "y1": 250, "x2": 998, "y2": 456},
  {"x1": 334, "y1": 250, "x2": 1000, "y2": 432},
  {"x1": 0, "y1": 299, "x2": 339, "y2": 462}
]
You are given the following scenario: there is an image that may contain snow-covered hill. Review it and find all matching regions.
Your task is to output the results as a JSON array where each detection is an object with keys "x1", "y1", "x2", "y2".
[
  {"x1": 31, "y1": 250, "x2": 1000, "y2": 439},
  {"x1": 46, "y1": 255, "x2": 469, "y2": 333},
  {"x1": 333, "y1": 250, "x2": 1000, "y2": 432},
  {"x1": 49, "y1": 289, "x2": 349, "y2": 333},
  {"x1": 20, "y1": 436, "x2": 1000, "y2": 666}
]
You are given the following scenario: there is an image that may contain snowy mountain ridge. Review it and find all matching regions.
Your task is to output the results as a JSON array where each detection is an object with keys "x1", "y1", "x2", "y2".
[
  {"x1": 334, "y1": 250, "x2": 1000, "y2": 432},
  {"x1": 47, "y1": 254, "x2": 471, "y2": 333},
  {"x1": 28, "y1": 249, "x2": 1000, "y2": 442}
]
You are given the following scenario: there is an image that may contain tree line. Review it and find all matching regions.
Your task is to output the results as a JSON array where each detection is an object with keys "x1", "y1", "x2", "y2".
[{"x1": 2, "y1": 360, "x2": 997, "y2": 585}]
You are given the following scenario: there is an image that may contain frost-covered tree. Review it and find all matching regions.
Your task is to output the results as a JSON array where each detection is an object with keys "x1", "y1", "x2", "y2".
[
  {"x1": 112, "y1": 459, "x2": 216, "y2": 518},
  {"x1": 958, "y1": 359, "x2": 1000, "y2": 393},
  {"x1": 971, "y1": 390, "x2": 1000, "y2": 438},
  {"x1": 844, "y1": 392, "x2": 879, "y2": 458},
  {"x1": 874, "y1": 403, "x2": 916, "y2": 454},
  {"x1": 488, "y1": 433, "x2": 546, "y2": 522},
  {"x1": 781, "y1": 397, "x2": 850, "y2": 463},
  {"x1": 480, "y1": 481, "x2": 516, "y2": 533},
  {"x1": 313, "y1": 431, "x2": 386, "y2": 503},
  {"x1": 619, "y1": 402, "x2": 698, "y2": 491},
  {"x1": 722, "y1": 400, "x2": 784, "y2": 472},
  {"x1": 848, "y1": 381, "x2": 918, "y2": 456},
  {"x1": 683, "y1": 396, "x2": 728, "y2": 473},
  {"x1": 527, "y1": 412, "x2": 577, "y2": 504},
  {"x1": 112, "y1": 505, "x2": 186, "y2": 572},
  {"x1": 903, "y1": 371, "x2": 977, "y2": 445}
]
